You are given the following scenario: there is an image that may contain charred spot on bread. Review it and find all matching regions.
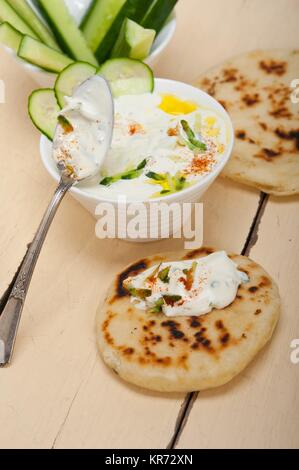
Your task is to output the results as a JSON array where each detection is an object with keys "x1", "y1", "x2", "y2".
[
  {"x1": 114, "y1": 259, "x2": 148, "y2": 299},
  {"x1": 275, "y1": 128, "x2": 299, "y2": 151},
  {"x1": 242, "y1": 93, "x2": 260, "y2": 107},
  {"x1": 183, "y1": 247, "x2": 214, "y2": 259},
  {"x1": 254, "y1": 148, "x2": 281, "y2": 161},
  {"x1": 189, "y1": 318, "x2": 201, "y2": 328},
  {"x1": 259, "y1": 59, "x2": 287, "y2": 76},
  {"x1": 221, "y1": 68, "x2": 239, "y2": 83},
  {"x1": 259, "y1": 276, "x2": 271, "y2": 288},
  {"x1": 220, "y1": 333, "x2": 230, "y2": 345},
  {"x1": 236, "y1": 130, "x2": 246, "y2": 139}
]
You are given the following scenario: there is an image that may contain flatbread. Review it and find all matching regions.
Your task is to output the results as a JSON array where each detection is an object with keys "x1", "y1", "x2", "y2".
[
  {"x1": 196, "y1": 49, "x2": 299, "y2": 196},
  {"x1": 96, "y1": 247, "x2": 280, "y2": 392}
]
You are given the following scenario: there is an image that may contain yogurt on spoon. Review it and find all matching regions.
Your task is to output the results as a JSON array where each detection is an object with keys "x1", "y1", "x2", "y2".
[{"x1": 53, "y1": 75, "x2": 114, "y2": 180}]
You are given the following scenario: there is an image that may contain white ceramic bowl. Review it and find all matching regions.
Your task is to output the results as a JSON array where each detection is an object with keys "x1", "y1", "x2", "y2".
[
  {"x1": 20, "y1": 0, "x2": 176, "y2": 88},
  {"x1": 40, "y1": 78, "x2": 234, "y2": 242}
]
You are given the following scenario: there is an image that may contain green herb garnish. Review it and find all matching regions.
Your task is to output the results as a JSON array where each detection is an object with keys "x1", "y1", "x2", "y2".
[
  {"x1": 146, "y1": 171, "x2": 165, "y2": 181},
  {"x1": 163, "y1": 295, "x2": 182, "y2": 304},
  {"x1": 100, "y1": 158, "x2": 148, "y2": 186},
  {"x1": 185, "y1": 261, "x2": 197, "y2": 290},
  {"x1": 181, "y1": 120, "x2": 207, "y2": 152},
  {"x1": 100, "y1": 176, "x2": 116, "y2": 186},
  {"x1": 128, "y1": 288, "x2": 152, "y2": 300},
  {"x1": 146, "y1": 171, "x2": 188, "y2": 197},
  {"x1": 58, "y1": 115, "x2": 73, "y2": 133},
  {"x1": 149, "y1": 298, "x2": 164, "y2": 314},
  {"x1": 158, "y1": 266, "x2": 170, "y2": 283}
]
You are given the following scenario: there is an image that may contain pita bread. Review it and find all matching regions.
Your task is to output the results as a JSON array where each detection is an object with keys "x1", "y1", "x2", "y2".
[
  {"x1": 196, "y1": 49, "x2": 299, "y2": 196},
  {"x1": 96, "y1": 247, "x2": 280, "y2": 392}
]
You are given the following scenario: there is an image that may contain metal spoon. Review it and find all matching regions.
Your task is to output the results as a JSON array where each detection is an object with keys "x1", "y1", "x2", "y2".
[{"x1": 0, "y1": 76, "x2": 113, "y2": 366}]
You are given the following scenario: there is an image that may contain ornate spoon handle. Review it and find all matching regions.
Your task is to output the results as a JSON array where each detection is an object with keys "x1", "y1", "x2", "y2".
[{"x1": 0, "y1": 176, "x2": 73, "y2": 366}]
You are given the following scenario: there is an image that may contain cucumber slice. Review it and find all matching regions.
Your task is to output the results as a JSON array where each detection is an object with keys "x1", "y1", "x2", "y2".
[
  {"x1": 141, "y1": 0, "x2": 178, "y2": 33},
  {"x1": 0, "y1": 0, "x2": 38, "y2": 38},
  {"x1": 18, "y1": 35, "x2": 73, "y2": 73},
  {"x1": 93, "y1": 0, "x2": 155, "y2": 63},
  {"x1": 81, "y1": 0, "x2": 126, "y2": 52},
  {"x1": 36, "y1": 0, "x2": 98, "y2": 66},
  {"x1": 6, "y1": 0, "x2": 60, "y2": 50},
  {"x1": 99, "y1": 58, "x2": 154, "y2": 97},
  {"x1": 0, "y1": 21, "x2": 22, "y2": 52},
  {"x1": 54, "y1": 61, "x2": 97, "y2": 108},
  {"x1": 28, "y1": 88, "x2": 59, "y2": 140},
  {"x1": 111, "y1": 17, "x2": 156, "y2": 60}
]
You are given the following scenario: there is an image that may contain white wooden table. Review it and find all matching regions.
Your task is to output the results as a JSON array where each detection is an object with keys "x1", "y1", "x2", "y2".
[{"x1": 0, "y1": 0, "x2": 298, "y2": 449}]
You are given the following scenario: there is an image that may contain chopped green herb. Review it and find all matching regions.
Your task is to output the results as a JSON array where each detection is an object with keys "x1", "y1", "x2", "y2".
[
  {"x1": 58, "y1": 115, "x2": 73, "y2": 133},
  {"x1": 185, "y1": 261, "x2": 197, "y2": 290},
  {"x1": 158, "y1": 266, "x2": 170, "y2": 283},
  {"x1": 100, "y1": 176, "x2": 116, "y2": 186},
  {"x1": 146, "y1": 171, "x2": 188, "y2": 197},
  {"x1": 146, "y1": 171, "x2": 165, "y2": 181},
  {"x1": 146, "y1": 263, "x2": 161, "y2": 283},
  {"x1": 100, "y1": 158, "x2": 148, "y2": 186},
  {"x1": 137, "y1": 159, "x2": 148, "y2": 170},
  {"x1": 175, "y1": 174, "x2": 186, "y2": 191},
  {"x1": 163, "y1": 295, "x2": 182, "y2": 304},
  {"x1": 128, "y1": 288, "x2": 152, "y2": 300},
  {"x1": 149, "y1": 298, "x2": 164, "y2": 314},
  {"x1": 181, "y1": 120, "x2": 207, "y2": 152}
]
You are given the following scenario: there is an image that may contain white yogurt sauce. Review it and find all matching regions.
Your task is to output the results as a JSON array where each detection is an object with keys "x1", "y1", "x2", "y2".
[
  {"x1": 124, "y1": 251, "x2": 249, "y2": 317},
  {"x1": 52, "y1": 75, "x2": 114, "y2": 180},
  {"x1": 79, "y1": 92, "x2": 229, "y2": 199}
]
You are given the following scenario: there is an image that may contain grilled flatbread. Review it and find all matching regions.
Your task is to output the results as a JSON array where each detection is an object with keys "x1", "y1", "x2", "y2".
[
  {"x1": 96, "y1": 247, "x2": 280, "y2": 392},
  {"x1": 196, "y1": 49, "x2": 299, "y2": 196}
]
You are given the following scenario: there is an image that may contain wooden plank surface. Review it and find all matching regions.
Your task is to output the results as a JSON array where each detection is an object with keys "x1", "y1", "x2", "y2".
[
  {"x1": 0, "y1": 0, "x2": 298, "y2": 449},
  {"x1": 177, "y1": 196, "x2": 299, "y2": 449}
]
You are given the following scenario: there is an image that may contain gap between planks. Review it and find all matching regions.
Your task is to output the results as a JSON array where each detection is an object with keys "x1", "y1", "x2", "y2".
[{"x1": 167, "y1": 191, "x2": 269, "y2": 449}]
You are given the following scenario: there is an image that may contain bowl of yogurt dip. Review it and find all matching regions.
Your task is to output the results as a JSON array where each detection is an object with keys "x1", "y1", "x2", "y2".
[{"x1": 40, "y1": 78, "x2": 234, "y2": 241}]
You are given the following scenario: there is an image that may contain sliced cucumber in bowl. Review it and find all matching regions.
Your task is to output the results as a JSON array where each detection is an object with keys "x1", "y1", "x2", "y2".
[
  {"x1": 98, "y1": 57, "x2": 154, "y2": 97},
  {"x1": 0, "y1": 22, "x2": 23, "y2": 53},
  {"x1": 18, "y1": 36, "x2": 73, "y2": 73},
  {"x1": 28, "y1": 88, "x2": 59, "y2": 140},
  {"x1": 54, "y1": 61, "x2": 97, "y2": 109}
]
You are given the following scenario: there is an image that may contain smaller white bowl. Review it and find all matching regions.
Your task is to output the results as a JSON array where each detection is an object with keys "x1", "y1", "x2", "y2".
[
  {"x1": 19, "y1": 2, "x2": 176, "y2": 88},
  {"x1": 40, "y1": 78, "x2": 234, "y2": 242}
]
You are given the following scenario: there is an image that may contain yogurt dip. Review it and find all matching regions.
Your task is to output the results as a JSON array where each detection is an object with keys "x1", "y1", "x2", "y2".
[
  {"x1": 79, "y1": 91, "x2": 229, "y2": 200},
  {"x1": 124, "y1": 251, "x2": 249, "y2": 317}
]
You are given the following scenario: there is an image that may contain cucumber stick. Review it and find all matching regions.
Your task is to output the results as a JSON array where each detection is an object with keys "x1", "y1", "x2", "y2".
[
  {"x1": 28, "y1": 88, "x2": 59, "y2": 140},
  {"x1": 111, "y1": 18, "x2": 155, "y2": 60},
  {"x1": 141, "y1": 0, "x2": 178, "y2": 33},
  {"x1": 99, "y1": 58, "x2": 154, "y2": 97},
  {"x1": 55, "y1": 61, "x2": 97, "y2": 108},
  {"x1": 0, "y1": 0, "x2": 38, "y2": 38},
  {"x1": 0, "y1": 21, "x2": 22, "y2": 52},
  {"x1": 37, "y1": 0, "x2": 98, "y2": 66},
  {"x1": 6, "y1": 0, "x2": 60, "y2": 50},
  {"x1": 81, "y1": 0, "x2": 126, "y2": 52},
  {"x1": 18, "y1": 35, "x2": 73, "y2": 73},
  {"x1": 93, "y1": 0, "x2": 155, "y2": 63}
]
